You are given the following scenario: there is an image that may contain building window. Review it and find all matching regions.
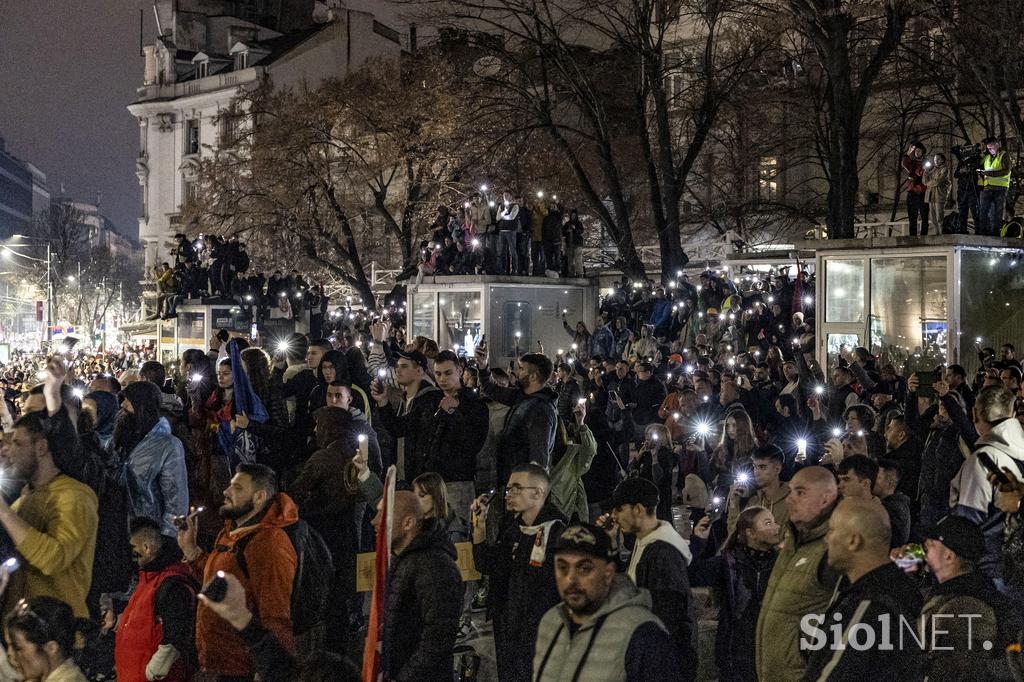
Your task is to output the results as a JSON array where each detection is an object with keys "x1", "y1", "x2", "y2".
[
  {"x1": 185, "y1": 119, "x2": 200, "y2": 155},
  {"x1": 758, "y1": 156, "x2": 779, "y2": 203},
  {"x1": 197, "y1": 60, "x2": 209, "y2": 79},
  {"x1": 141, "y1": 182, "x2": 148, "y2": 218},
  {"x1": 182, "y1": 178, "x2": 198, "y2": 208},
  {"x1": 234, "y1": 51, "x2": 248, "y2": 71},
  {"x1": 220, "y1": 109, "x2": 241, "y2": 147}
]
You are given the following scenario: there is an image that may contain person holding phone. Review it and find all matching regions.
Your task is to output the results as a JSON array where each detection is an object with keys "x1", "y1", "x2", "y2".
[
  {"x1": 474, "y1": 338, "x2": 558, "y2": 488},
  {"x1": 472, "y1": 463, "x2": 565, "y2": 682},
  {"x1": 949, "y1": 385, "x2": 1024, "y2": 589}
]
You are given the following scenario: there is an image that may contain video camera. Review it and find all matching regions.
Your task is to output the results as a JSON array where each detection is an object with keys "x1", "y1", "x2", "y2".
[{"x1": 953, "y1": 142, "x2": 982, "y2": 168}]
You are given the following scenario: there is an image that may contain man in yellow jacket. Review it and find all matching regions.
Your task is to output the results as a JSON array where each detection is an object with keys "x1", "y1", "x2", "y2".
[
  {"x1": 0, "y1": 361, "x2": 98, "y2": 617},
  {"x1": 978, "y1": 137, "x2": 1011, "y2": 236}
]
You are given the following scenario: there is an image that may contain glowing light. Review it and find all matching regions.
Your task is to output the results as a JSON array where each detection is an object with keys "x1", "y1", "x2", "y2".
[
  {"x1": 480, "y1": 184, "x2": 488, "y2": 192},
  {"x1": 276, "y1": 341, "x2": 290, "y2": 353},
  {"x1": 832, "y1": 428, "x2": 843, "y2": 438},
  {"x1": 803, "y1": 295, "x2": 813, "y2": 305},
  {"x1": 736, "y1": 472, "x2": 750, "y2": 484},
  {"x1": 814, "y1": 385, "x2": 824, "y2": 395},
  {"x1": 696, "y1": 422, "x2": 712, "y2": 436}
]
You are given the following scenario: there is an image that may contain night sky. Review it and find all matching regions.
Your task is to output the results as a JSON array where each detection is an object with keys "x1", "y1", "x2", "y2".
[{"x1": 0, "y1": 1, "x2": 152, "y2": 238}]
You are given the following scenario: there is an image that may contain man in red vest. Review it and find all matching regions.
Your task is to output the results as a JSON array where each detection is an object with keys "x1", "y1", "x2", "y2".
[{"x1": 115, "y1": 517, "x2": 198, "y2": 682}]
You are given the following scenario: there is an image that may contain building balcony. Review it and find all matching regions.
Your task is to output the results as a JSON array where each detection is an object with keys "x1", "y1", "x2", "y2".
[{"x1": 134, "y1": 66, "x2": 260, "y2": 103}]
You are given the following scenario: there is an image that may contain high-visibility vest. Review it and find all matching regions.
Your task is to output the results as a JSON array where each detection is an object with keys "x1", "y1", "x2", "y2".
[{"x1": 984, "y1": 151, "x2": 1011, "y2": 189}]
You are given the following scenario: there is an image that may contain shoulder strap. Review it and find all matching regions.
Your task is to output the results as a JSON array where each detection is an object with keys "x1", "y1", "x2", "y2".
[
  {"x1": 570, "y1": 615, "x2": 610, "y2": 682},
  {"x1": 535, "y1": 623, "x2": 564, "y2": 681},
  {"x1": 233, "y1": 532, "x2": 255, "y2": 579}
]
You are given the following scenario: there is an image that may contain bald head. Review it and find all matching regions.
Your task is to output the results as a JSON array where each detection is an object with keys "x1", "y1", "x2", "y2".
[
  {"x1": 834, "y1": 498, "x2": 891, "y2": 549},
  {"x1": 787, "y1": 466, "x2": 838, "y2": 526},
  {"x1": 826, "y1": 498, "x2": 892, "y2": 577}
]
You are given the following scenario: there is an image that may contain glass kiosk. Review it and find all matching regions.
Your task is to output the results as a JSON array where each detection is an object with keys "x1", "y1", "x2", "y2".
[
  {"x1": 814, "y1": 235, "x2": 1024, "y2": 377},
  {"x1": 408, "y1": 276, "x2": 597, "y2": 363}
]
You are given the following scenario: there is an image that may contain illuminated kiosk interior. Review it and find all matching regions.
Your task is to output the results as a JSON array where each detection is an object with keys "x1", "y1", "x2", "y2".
[
  {"x1": 809, "y1": 234, "x2": 1024, "y2": 378},
  {"x1": 407, "y1": 276, "x2": 596, "y2": 364}
]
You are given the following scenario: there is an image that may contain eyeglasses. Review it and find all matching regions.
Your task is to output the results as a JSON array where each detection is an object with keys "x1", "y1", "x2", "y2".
[{"x1": 505, "y1": 484, "x2": 541, "y2": 496}]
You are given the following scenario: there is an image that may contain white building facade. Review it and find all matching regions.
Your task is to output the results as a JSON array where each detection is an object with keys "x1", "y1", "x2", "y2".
[{"x1": 128, "y1": 0, "x2": 405, "y2": 268}]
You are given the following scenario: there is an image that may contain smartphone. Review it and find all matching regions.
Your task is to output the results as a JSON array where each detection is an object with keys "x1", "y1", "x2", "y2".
[
  {"x1": 216, "y1": 328, "x2": 230, "y2": 343},
  {"x1": 609, "y1": 390, "x2": 620, "y2": 403},
  {"x1": 977, "y1": 451, "x2": 1011, "y2": 486},
  {"x1": 202, "y1": 571, "x2": 228, "y2": 602},
  {"x1": 172, "y1": 506, "x2": 205, "y2": 531},
  {"x1": 708, "y1": 496, "x2": 725, "y2": 523},
  {"x1": 249, "y1": 323, "x2": 258, "y2": 342},
  {"x1": 917, "y1": 371, "x2": 937, "y2": 398}
]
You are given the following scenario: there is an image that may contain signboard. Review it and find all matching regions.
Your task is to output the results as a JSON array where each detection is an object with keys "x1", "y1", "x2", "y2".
[{"x1": 356, "y1": 542, "x2": 481, "y2": 592}]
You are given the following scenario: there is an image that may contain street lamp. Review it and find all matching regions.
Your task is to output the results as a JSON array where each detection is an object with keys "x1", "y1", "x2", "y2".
[{"x1": 10, "y1": 235, "x2": 53, "y2": 344}]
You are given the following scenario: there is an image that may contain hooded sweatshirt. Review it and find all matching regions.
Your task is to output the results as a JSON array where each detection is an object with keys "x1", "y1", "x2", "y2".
[
  {"x1": 951, "y1": 417, "x2": 1024, "y2": 581},
  {"x1": 534, "y1": 574, "x2": 679, "y2": 682},
  {"x1": 626, "y1": 521, "x2": 698, "y2": 682}
]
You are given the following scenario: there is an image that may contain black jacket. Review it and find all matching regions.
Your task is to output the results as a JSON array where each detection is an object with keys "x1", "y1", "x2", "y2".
[
  {"x1": 634, "y1": 539, "x2": 699, "y2": 682},
  {"x1": 886, "y1": 436, "x2": 923, "y2": 505},
  {"x1": 555, "y1": 378, "x2": 583, "y2": 426},
  {"x1": 473, "y1": 500, "x2": 565, "y2": 682},
  {"x1": 382, "y1": 520, "x2": 463, "y2": 682},
  {"x1": 42, "y1": 406, "x2": 133, "y2": 598},
  {"x1": 376, "y1": 381, "x2": 443, "y2": 482},
  {"x1": 480, "y1": 372, "x2": 558, "y2": 485},
  {"x1": 419, "y1": 389, "x2": 490, "y2": 483},
  {"x1": 630, "y1": 377, "x2": 668, "y2": 427},
  {"x1": 689, "y1": 541, "x2": 776, "y2": 682},
  {"x1": 881, "y1": 492, "x2": 912, "y2": 547},
  {"x1": 802, "y1": 563, "x2": 923, "y2": 682}
]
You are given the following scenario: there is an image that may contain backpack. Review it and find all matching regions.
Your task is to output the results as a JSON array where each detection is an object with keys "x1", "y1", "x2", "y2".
[{"x1": 234, "y1": 518, "x2": 333, "y2": 634}]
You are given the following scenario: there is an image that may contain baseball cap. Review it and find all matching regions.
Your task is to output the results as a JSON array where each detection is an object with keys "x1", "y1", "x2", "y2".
[
  {"x1": 603, "y1": 477, "x2": 660, "y2": 512},
  {"x1": 551, "y1": 523, "x2": 616, "y2": 562},
  {"x1": 395, "y1": 350, "x2": 428, "y2": 371},
  {"x1": 920, "y1": 515, "x2": 985, "y2": 561}
]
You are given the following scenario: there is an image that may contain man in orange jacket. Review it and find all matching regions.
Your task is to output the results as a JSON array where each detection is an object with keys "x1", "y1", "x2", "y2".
[{"x1": 178, "y1": 463, "x2": 297, "y2": 681}]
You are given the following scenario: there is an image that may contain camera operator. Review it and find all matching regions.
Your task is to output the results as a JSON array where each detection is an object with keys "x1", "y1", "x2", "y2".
[
  {"x1": 953, "y1": 143, "x2": 983, "y2": 234},
  {"x1": 902, "y1": 142, "x2": 928, "y2": 236},
  {"x1": 978, "y1": 136, "x2": 1012, "y2": 236}
]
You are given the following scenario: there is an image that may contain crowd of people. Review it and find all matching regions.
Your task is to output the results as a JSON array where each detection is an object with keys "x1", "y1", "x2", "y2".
[
  {"x1": 0, "y1": 264, "x2": 1021, "y2": 682},
  {"x1": 149, "y1": 233, "x2": 331, "y2": 323},
  {"x1": 409, "y1": 193, "x2": 587, "y2": 282}
]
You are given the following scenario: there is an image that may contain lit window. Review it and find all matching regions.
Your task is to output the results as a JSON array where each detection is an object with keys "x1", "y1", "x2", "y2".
[{"x1": 758, "y1": 156, "x2": 778, "y2": 202}]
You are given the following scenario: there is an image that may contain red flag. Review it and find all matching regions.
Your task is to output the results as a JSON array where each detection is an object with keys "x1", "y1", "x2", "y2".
[{"x1": 362, "y1": 466, "x2": 396, "y2": 682}]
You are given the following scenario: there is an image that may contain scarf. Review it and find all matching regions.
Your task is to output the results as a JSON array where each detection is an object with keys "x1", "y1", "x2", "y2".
[{"x1": 520, "y1": 520, "x2": 560, "y2": 567}]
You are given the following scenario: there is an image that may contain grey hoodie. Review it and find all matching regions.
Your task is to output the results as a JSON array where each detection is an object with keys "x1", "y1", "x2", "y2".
[{"x1": 534, "y1": 575, "x2": 677, "y2": 682}]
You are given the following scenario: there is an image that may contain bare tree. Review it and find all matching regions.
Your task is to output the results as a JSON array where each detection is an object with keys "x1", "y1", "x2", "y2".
[
  {"x1": 775, "y1": 0, "x2": 916, "y2": 238},
  {"x1": 409, "y1": 0, "x2": 774, "y2": 280},
  {"x1": 189, "y1": 53, "x2": 473, "y2": 308}
]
